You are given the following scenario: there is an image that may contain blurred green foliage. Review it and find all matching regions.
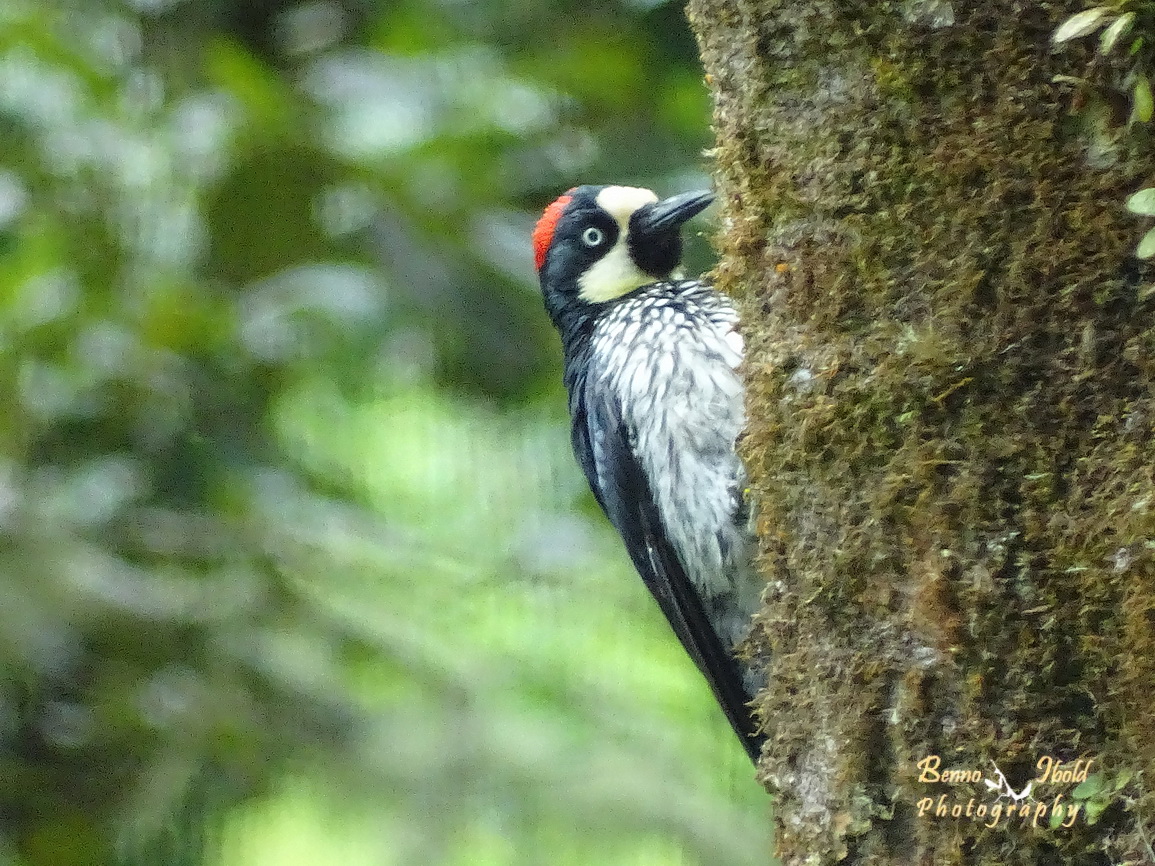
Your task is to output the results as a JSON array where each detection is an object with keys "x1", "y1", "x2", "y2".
[{"x1": 0, "y1": 0, "x2": 769, "y2": 864}]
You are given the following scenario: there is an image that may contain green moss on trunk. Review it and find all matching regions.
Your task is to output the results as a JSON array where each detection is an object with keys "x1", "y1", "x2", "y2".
[{"x1": 687, "y1": 1, "x2": 1155, "y2": 863}]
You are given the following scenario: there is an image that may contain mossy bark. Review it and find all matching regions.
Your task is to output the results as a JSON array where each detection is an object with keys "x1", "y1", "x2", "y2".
[{"x1": 687, "y1": 2, "x2": 1155, "y2": 864}]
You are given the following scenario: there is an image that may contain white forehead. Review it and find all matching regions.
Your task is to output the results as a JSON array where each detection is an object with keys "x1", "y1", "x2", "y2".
[{"x1": 595, "y1": 186, "x2": 658, "y2": 229}]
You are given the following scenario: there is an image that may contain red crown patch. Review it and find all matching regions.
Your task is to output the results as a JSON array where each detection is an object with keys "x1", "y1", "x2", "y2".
[{"x1": 532, "y1": 189, "x2": 577, "y2": 271}]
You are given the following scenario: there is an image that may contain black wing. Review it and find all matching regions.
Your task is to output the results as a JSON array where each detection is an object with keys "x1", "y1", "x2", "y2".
[{"x1": 571, "y1": 384, "x2": 764, "y2": 763}]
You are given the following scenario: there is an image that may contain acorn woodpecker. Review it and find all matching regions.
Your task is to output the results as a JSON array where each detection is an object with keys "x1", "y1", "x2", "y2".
[{"x1": 533, "y1": 184, "x2": 764, "y2": 762}]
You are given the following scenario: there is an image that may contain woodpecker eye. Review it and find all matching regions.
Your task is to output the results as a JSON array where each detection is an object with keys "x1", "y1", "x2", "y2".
[{"x1": 581, "y1": 226, "x2": 605, "y2": 247}]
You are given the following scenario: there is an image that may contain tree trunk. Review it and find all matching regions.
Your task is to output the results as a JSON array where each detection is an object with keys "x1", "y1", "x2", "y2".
[{"x1": 686, "y1": 2, "x2": 1155, "y2": 863}]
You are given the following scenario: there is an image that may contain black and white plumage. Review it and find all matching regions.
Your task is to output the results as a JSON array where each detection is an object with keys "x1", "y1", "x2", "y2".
[{"x1": 533, "y1": 184, "x2": 765, "y2": 762}]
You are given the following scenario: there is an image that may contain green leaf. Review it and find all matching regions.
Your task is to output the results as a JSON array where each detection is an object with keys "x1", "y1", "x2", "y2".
[
  {"x1": 1126, "y1": 188, "x2": 1155, "y2": 216},
  {"x1": 1100, "y1": 12, "x2": 1135, "y2": 54},
  {"x1": 1053, "y1": 7, "x2": 1113, "y2": 43},
  {"x1": 1132, "y1": 74, "x2": 1153, "y2": 123},
  {"x1": 1072, "y1": 772, "x2": 1104, "y2": 799},
  {"x1": 1137, "y1": 228, "x2": 1155, "y2": 259},
  {"x1": 1084, "y1": 796, "x2": 1110, "y2": 825}
]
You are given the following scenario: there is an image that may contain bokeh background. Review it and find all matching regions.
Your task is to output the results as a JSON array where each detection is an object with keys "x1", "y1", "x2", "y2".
[{"x1": 0, "y1": 0, "x2": 771, "y2": 863}]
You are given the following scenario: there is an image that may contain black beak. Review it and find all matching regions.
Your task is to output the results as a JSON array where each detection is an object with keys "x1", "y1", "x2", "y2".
[{"x1": 630, "y1": 190, "x2": 715, "y2": 238}]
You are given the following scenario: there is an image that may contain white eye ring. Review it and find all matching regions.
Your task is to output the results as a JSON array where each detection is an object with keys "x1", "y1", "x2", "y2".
[{"x1": 581, "y1": 226, "x2": 604, "y2": 247}]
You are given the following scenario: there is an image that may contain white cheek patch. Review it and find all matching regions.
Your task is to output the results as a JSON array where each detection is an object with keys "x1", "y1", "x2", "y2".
[
  {"x1": 578, "y1": 240, "x2": 652, "y2": 302},
  {"x1": 578, "y1": 186, "x2": 660, "y2": 303}
]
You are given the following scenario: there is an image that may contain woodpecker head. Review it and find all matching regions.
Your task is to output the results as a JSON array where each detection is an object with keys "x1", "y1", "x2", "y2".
[{"x1": 533, "y1": 184, "x2": 714, "y2": 318}]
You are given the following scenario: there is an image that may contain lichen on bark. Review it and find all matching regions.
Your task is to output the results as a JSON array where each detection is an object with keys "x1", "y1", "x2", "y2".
[{"x1": 686, "y1": 1, "x2": 1155, "y2": 864}]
